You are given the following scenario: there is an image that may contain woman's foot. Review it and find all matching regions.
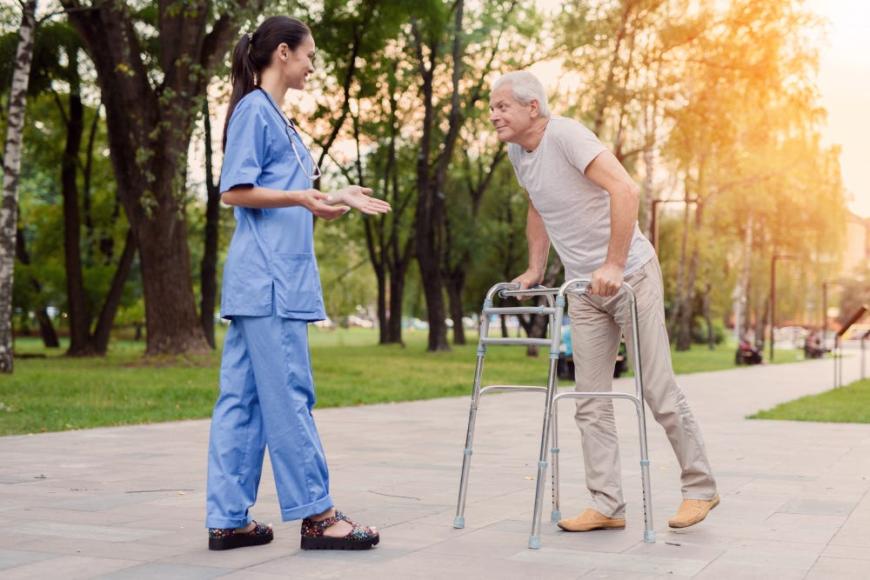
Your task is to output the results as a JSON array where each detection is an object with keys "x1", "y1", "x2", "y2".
[
  {"x1": 300, "y1": 509, "x2": 379, "y2": 550},
  {"x1": 208, "y1": 520, "x2": 274, "y2": 551}
]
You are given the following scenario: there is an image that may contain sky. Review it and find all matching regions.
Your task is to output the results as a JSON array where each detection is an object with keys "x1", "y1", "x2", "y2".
[
  {"x1": 805, "y1": 0, "x2": 870, "y2": 218},
  {"x1": 533, "y1": 0, "x2": 870, "y2": 218}
]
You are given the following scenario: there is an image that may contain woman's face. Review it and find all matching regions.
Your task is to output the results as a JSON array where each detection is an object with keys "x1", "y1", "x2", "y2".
[{"x1": 276, "y1": 34, "x2": 316, "y2": 91}]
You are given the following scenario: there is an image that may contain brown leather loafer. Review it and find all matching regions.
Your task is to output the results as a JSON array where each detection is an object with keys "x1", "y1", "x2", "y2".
[
  {"x1": 668, "y1": 495, "x2": 720, "y2": 529},
  {"x1": 557, "y1": 508, "x2": 626, "y2": 532}
]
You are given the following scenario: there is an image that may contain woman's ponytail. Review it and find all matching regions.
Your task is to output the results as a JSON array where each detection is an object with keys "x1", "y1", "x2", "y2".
[{"x1": 223, "y1": 33, "x2": 257, "y2": 150}]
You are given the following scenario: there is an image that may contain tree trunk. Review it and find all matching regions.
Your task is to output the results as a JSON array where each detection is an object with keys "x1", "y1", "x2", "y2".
[
  {"x1": 59, "y1": 67, "x2": 136, "y2": 357},
  {"x1": 443, "y1": 147, "x2": 505, "y2": 347},
  {"x1": 744, "y1": 277, "x2": 753, "y2": 342},
  {"x1": 16, "y1": 223, "x2": 58, "y2": 348},
  {"x1": 35, "y1": 308, "x2": 59, "y2": 347},
  {"x1": 90, "y1": 229, "x2": 136, "y2": 354},
  {"x1": 756, "y1": 297, "x2": 769, "y2": 353},
  {"x1": 446, "y1": 270, "x2": 466, "y2": 345},
  {"x1": 416, "y1": 254, "x2": 449, "y2": 350},
  {"x1": 703, "y1": 282, "x2": 714, "y2": 350},
  {"x1": 82, "y1": 101, "x2": 100, "y2": 262},
  {"x1": 387, "y1": 267, "x2": 405, "y2": 344},
  {"x1": 136, "y1": 199, "x2": 209, "y2": 355},
  {"x1": 676, "y1": 245, "x2": 699, "y2": 350},
  {"x1": 200, "y1": 99, "x2": 220, "y2": 348},
  {"x1": 593, "y1": 1, "x2": 633, "y2": 135},
  {"x1": 676, "y1": 201, "x2": 704, "y2": 351},
  {"x1": 376, "y1": 266, "x2": 388, "y2": 344},
  {"x1": 0, "y1": 0, "x2": 38, "y2": 373},
  {"x1": 501, "y1": 197, "x2": 518, "y2": 343},
  {"x1": 411, "y1": 2, "x2": 464, "y2": 352},
  {"x1": 61, "y1": 86, "x2": 94, "y2": 356},
  {"x1": 668, "y1": 192, "x2": 692, "y2": 334}
]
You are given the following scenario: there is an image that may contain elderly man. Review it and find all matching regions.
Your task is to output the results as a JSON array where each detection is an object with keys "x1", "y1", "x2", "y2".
[{"x1": 491, "y1": 70, "x2": 718, "y2": 531}]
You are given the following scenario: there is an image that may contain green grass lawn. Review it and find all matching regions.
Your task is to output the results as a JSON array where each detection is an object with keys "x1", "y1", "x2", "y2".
[
  {"x1": 0, "y1": 327, "x2": 806, "y2": 435},
  {"x1": 749, "y1": 378, "x2": 870, "y2": 423}
]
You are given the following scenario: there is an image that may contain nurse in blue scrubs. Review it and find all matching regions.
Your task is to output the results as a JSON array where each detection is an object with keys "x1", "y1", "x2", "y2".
[{"x1": 206, "y1": 16, "x2": 390, "y2": 552}]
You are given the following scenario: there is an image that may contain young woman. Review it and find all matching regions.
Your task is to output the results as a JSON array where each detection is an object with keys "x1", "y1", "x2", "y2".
[{"x1": 206, "y1": 16, "x2": 389, "y2": 552}]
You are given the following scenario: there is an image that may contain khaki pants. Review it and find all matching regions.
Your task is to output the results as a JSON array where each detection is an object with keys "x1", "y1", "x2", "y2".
[{"x1": 568, "y1": 257, "x2": 717, "y2": 517}]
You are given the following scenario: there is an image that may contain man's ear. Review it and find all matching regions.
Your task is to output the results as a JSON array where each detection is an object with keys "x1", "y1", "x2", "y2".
[{"x1": 529, "y1": 99, "x2": 540, "y2": 119}]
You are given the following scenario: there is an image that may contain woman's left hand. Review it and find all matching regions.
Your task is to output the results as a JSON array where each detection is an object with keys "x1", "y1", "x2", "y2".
[{"x1": 328, "y1": 186, "x2": 392, "y2": 215}]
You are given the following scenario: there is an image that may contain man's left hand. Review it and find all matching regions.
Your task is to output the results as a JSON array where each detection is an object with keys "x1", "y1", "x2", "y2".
[{"x1": 590, "y1": 263, "x2": 624, "y2": 297}]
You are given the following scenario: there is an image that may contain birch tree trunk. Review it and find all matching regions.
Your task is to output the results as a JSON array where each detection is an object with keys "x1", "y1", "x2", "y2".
[{"x1": 0, "y1": 0, "x2": 39, "y2": 373}]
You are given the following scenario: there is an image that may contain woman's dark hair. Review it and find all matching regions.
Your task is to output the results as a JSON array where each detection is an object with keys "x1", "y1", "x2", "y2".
[{"x1": 222, "y1": 16, "x2": 311, "y2": 150}]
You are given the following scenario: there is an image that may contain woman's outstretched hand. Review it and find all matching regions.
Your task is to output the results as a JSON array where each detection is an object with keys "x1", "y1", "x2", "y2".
[
  {"x1": 328, "y1": 186, "x2": 392, "y2": 215},
  {"x1": 299, "y1": 190, "x2": 350, "y2": 220}
]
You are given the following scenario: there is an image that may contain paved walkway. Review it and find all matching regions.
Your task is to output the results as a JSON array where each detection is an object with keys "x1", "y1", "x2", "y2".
[{"x1": 1, "y1": 354, "x2": 868, "y2": 579}]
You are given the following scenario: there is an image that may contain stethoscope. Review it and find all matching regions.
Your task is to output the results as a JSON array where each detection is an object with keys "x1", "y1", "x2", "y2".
[{"x1": 256, "y1": 87, "x2": 322, "y2": 181}]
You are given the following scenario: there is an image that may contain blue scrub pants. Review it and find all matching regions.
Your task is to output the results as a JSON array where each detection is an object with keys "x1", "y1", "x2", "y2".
[{"x1": 205, "y1": 313, "x2": 333, "y2": 529}]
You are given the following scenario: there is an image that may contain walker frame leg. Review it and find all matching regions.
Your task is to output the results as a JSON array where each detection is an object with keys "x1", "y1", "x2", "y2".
[{"x1": 454, "y1": 306, "x2": 491, "y2": 529}]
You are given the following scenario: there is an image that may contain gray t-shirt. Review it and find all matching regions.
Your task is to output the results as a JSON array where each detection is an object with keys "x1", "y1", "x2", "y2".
[{"x1": 507, "y1": 116, "x2": 655, "y2": 280}]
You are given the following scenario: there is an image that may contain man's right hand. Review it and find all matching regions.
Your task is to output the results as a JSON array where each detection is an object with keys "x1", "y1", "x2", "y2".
[{"x1": 511, "y1": 269, "x2": 544, "y2": 300}]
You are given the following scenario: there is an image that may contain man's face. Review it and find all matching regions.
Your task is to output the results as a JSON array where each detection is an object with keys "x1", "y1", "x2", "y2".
[{"x1": 489, "y1": 83, "x2": 535, "y2": 143}]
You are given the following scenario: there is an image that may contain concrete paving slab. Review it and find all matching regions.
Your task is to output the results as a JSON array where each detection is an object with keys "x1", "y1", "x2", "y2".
[{"x1": 0, "y1": 354, "x2": 867, "y2": 578}]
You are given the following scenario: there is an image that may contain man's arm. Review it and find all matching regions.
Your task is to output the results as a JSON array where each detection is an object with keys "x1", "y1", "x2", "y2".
[
  {"x1": 584, "y1": 150, "x2": 641, "y2": 297},
  {"x1": 512, "y1": 196, "x2": 551, "y2": 294}
]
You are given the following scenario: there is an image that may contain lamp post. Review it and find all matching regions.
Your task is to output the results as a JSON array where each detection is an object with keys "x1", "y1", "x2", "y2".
[
  {"x1": 649, "y1": 197, "x2": 699, "y2": 253},
  {"x1": 821, "y1": 279, "x2": 846, "y2": 352},
  {"x1": 769, "y1": 253, "x2": 796, "y2": 362},
  {"x1": 822, "y1": 280, "x2": 828, "y2": 342}
]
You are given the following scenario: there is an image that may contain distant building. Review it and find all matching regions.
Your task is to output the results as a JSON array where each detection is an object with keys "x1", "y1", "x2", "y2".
[{"x1": 842, "y1": 211, "x2": 870, "y2": 275}]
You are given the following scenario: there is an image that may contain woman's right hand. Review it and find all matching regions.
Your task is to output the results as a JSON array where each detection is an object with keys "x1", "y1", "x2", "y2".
[
  {"x1": 298, "y1": 190, "x2": 350, "y2": 220},
  {"x1": 327, "y1": 186, "x2": 391, "y2": 215}
]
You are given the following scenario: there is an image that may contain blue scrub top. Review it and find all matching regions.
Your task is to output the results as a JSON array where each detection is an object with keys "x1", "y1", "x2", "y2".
[{"x1": 219, "y1": 89, "x2": 326, "y2": 321}]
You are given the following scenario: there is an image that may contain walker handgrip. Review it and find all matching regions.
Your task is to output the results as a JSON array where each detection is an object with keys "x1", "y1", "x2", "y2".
[
  {"x1": 559, "y1": 279, "x2": 637, "y2": 300},
  {"x1": 483, "y1": 306, "x2": 558, "y2": 316},
  {"x1": 499, "y1": 286, "x2": 559, "y2": 298}
]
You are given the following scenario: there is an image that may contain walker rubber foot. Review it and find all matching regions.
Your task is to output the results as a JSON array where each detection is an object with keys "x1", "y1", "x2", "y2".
[
  {"x1": 528, "y1": 535, "x2": 541, "y2": 550},
  {"x1": 550, "y1": 510, "x2": 561, "y2": 523},
  {"x1": 453, "y1": 516, "x2": 465, "y2": 529},
  {"x1": 644, "y1": 530, "x2": 656, "y2": 543}
]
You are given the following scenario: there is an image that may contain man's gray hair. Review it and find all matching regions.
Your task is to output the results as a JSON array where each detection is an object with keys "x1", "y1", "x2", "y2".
[{"x1": 493, "y1": 71, "x2": 550, "y2": 118}]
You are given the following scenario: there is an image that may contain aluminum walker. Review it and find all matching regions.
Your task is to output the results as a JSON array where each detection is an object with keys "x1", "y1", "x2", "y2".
[{"x1": 452, "y1": 279, "x2": 656, "y2": 549}]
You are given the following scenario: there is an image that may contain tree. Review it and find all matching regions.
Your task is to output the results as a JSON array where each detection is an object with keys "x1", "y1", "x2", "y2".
[
  {"x1": 60, "y1": 0, "x2": 260, "y2": 355},
  {"x1": 662, "y1": 0, "x2": 844, "y2": 349},
  {"x1": 442, "y1": 131, "x2": 506, "y2": 345},
  {"x1": 555, "y1": 0, "x2": 847, "y2": 352},
  {"x1": 0, "y1": 0, "x2": 38, "y2": 372},
  {"x1": 199, "y1": 96, "x2": 219, "y2": 348},
  {"x1": 2, "y1": 20, "x2": 140, "y2": 356},
  {"x1": 410, "y1": 1, "x2": 465, "y2": 352},
  {"x1": 302, "y1": 0, "x2": 413, "y2": 345},
  {"x1": 410, "y1": 0, "x2": 536, "y2": 351}
]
